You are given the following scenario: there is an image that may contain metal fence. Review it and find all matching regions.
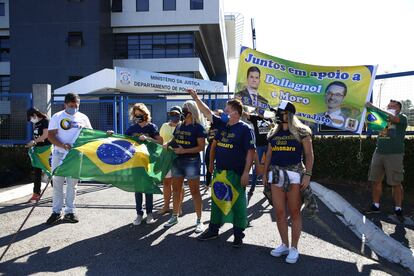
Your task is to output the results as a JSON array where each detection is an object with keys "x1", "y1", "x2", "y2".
[
  {"x1": 0, "y1": 93, "x2": 32, "y2": 144},
  {"x1": 1, "y1": 71, "x2": 414, "y2": 145}
]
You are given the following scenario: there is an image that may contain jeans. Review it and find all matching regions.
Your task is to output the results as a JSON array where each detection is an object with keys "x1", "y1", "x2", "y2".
[
  {"x1": 33, "y1": 167, "x2": 42, "y2": 194},
  {"x1": 51, "y1": 150, "x2": 78, "y2": 214},
  {"x1": 250, "y1": 145, "x2": 267, "y2": 192},
  {"x1": 135, "y1": 192, "x2": 153, "y2": 216},
  {"x1": 171, "y1": 156, "x2": 201, "y2": 179},
  {"x1": 205, "y1": 144, "x2": 212, "y2": 186},
  {"x1": 209, "y1": 223, "x2": 245, "y2": 239}
]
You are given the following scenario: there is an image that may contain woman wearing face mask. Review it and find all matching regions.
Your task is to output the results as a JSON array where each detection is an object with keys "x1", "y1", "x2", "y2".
[
  {"x1": 159, "y1": 106, "x2": 185, "y2": 215},
  {"x1": 125, "y1": 103, "x2": 163, "y2": 226},
  {"x1": 263, "y1": 100, "x2": 314, "y2": 264},
  {"x1": 26, "y1": 108, "x2": 51, "y2": 203},
  {"x1": 164, "y1": 100, "x2": 207, "y2": 233}
]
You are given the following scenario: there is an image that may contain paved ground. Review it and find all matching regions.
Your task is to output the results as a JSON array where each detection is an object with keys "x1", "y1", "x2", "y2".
[
  {"x1": 323, "y1": 182, "x2": 414, "y2": 251},
  {"x1": 0, "y1": 182, "x2": 411, "y2": 275}
]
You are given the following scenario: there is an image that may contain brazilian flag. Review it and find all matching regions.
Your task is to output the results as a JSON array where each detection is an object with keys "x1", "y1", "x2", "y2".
[
  {"x1": 28, "y1": 145, "x2": 52, "y2": 176},
  {"x1": 53, "y1": 128, "x2": 175, "y2": 194},
  {"x1": 366, "y1": 106, "x2": 389, "y2": 131},
  {"x1": 210, "y1": 170, "x2": 247, "y2": 229}
]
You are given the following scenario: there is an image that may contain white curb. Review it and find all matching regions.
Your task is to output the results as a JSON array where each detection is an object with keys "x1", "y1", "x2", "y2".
[
  {"x1": 0, "y1": 182, "x2": 46, "y2": 204},
  {"x1": 311, "y1": 181, "x2": 414, "y2": 272}
]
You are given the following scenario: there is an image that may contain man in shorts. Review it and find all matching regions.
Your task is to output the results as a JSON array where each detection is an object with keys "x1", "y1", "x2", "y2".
[{"x1": 366, "y1": 100, "x2": 407, "y2": 221}]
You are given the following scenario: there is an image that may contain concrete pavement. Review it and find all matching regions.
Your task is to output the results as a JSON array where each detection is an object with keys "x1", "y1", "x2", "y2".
[{"x1": 0, "y1": 182, "x2": 410, "y2": 275}]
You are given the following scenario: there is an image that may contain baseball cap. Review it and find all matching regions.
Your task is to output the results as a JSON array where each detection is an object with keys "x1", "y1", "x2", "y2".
[
  {"x1": 169, "y1": 106, "x2": 182, "y2": 114},
  {"x1": 270, "y1": 100, "x2": 296, "y2": 114}
]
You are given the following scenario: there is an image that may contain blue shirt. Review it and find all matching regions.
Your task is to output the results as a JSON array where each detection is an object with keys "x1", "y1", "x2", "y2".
[
  {"x1": 172, "y1": 122, "x2": 207, "y2": 158},
  {"x1": 125, "y1": 123, "x2": 160, "y2": 139},
  {"x1": 268, "y1": 129, "x2": 303, "y2": 167},
  {"x1": 213, "y1": 115, "x2": 256, "y2": 175}
]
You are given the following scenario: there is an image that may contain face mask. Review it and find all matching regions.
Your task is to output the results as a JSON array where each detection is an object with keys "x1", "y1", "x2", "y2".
[
  {"x1": 30, "y1": 117, "x2": 39, "y2": 124},
  {"x1": 170, "y1": 114, "x2": 180, "y2": 123},
  {"x1": 134, "y1": 115, "x2": 145, "y2": 123},
  {"x1": 276, "y1": 110, "x2": 287, "y2": 124},
  {"x1": 386, "y1": 108, "x2": 396, "y2": 115},
  {"x1": 65, "y1": 107, "x2": 78, "y2": 115},
  {"x1": 220, "y1": 113, "x2": 229, "y2": 123}
]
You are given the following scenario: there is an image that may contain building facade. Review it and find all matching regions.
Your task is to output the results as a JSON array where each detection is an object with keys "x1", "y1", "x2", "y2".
[{"x1": 3, "y1": 0, "x2": 238, "y2": 93}]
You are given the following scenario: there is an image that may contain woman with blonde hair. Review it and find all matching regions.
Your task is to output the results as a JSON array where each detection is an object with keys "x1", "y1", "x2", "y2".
[
  {"x1": 125, "y1": 103, "x2": 163, "y2": 225},
  {"x1": 164, "y1": 100, "x2": 207, "y2": 233},
  {"x1": 263, "y1": 100, "x2": 314, "y2": 264}
]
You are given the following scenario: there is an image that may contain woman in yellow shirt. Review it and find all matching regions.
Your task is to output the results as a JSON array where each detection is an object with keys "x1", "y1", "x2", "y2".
[{"x1": 159, "y1": 106, "x2": 183, "y2": 214}]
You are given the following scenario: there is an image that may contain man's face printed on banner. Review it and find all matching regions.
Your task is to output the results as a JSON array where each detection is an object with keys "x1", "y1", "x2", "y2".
[
  {"x1": 247, "y1": 71, "x2": 260, "y2": 90},
  {"x1": 325, "y1": 84, "x2": 346, "y2": 109}
]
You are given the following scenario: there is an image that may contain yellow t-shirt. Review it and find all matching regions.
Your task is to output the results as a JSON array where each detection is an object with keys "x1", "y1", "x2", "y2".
[{"x1": 160, "y1": 122, "x2": 176, "y2": 143}]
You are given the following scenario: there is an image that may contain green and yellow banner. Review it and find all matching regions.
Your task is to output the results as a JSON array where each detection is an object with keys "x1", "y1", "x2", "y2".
[
  {"x1": 366, "y1": 106, "x2": 389, "y2": 131},
  {"x1": 210, "y1": 170, "x2": 247, "y2": 229},
  {"x1": 53, "y1": 129, "x2": 175, "y2": 194},
  {"x1": 235, "y1": 47, "x2": 377, "y2": 133},
  {"x1": 28, "y1": 145, "x2": 52, "y2": 176}
]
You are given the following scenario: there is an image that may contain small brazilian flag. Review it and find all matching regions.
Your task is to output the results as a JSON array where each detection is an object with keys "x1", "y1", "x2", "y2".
[
  {"x1": 210, "y1": 170, "x2": 247, "y2": 229},
  {"x1": 366, "y1": 106, "x2": 389, "y2": 131},
  {"x1": 53, "y1": 128, "x2": 175, "y2": 194},
  {"x1": 28, "y1": 145, "x2": 52, "y2": 176}
]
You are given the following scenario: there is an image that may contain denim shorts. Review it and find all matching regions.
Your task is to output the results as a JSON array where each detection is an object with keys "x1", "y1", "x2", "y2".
[{"x1": 171, "y1": 156, "x2": 201, "y2": 179}]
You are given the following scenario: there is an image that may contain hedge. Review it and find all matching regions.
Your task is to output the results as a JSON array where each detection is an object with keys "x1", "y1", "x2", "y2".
[
  {"x1": 312, "y1": 136, "x2": 414, "y2": 190},
  {"x1": 0, "y1": 145, "x2": 33, "y2": 187},
  {"x1": 1, "y1": 137, "x2": 413, "y2": 189}
]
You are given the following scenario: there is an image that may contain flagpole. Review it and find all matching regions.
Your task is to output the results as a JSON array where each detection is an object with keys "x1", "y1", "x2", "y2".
[{"x1": 0, "y1": 176, "x2": 53, "y2": 263}]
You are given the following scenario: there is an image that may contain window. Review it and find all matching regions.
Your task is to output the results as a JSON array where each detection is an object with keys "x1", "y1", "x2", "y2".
[
  {"x1": 114, "y1": 32, "x2": 195, "y2": 59},
  {"x1": 190, "y1": 0, "x2": 203, "y2": 10},
  {"x1": 0, "y1": 75, "x2": 10, "y2": 93},
  {"x1": 112, "y1": 0, "x2": 122, "y2": 12},
  {"x1": 163, "y1": 0, "x2": 176, "y2": 11},
  {"x1": 68, "y1": 76, "x2": 83, "y2": 83},
  {"x1": 0, "y1": 37, "x2": 9, "y2": 62},
  {"x1": 136, "y1": 0, "x2": 149, "y2": 12},
  {"x1": 0, "y1": 3, "x2": 5, "y2": 16},
  {"x1": 68, "y1": 32, "x2": 83, "y2": 47}
]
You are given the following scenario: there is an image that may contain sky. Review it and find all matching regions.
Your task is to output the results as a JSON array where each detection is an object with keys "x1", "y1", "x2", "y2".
[{"x1": 223, "y1": 0, "x2": 414, "y2": 106}]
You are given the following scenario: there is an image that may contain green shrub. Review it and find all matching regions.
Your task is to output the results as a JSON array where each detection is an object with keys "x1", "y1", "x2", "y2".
[
  {"x1": 0, "y1": 145, "x2": 33, "y2": 187},
  {"x1": 312, "y1": 136, "x2": 414, "y2": 190}
]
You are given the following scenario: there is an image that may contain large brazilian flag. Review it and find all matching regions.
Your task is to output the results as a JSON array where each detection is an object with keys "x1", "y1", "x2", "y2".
[
  {"x1": 53, "y1": 128, "x2": 175, "y2": 194},
  {"x1": 210, "y1": 170, "x2": 247, "y2": 229},
  {"x1": 28, "y1": 145, "x2": 52, "y2": 176},
  {"x1": 366, "y1": 106, "x2": 389, "y2": 131}
]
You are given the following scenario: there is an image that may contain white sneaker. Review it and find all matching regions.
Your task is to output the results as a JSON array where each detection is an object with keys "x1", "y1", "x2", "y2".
[
  {"x1": 146, "y1": 213, "x2": 155, "y2": 224},
  {"x1": 285, "y1": 247, "x2": 299, "y2": 264},
  {"x1": 133, "y1": 215, "x2": 143, "y2": 226},
  {"x1": 270, "y1": 244, "x2": 289, "y2": 257},
  {"x1": 195, "y1": 222, "x2": 204, "y2": 233}
]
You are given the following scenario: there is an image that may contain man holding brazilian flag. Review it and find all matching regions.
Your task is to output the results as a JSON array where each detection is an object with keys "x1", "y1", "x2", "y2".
[
  {"x1": 53, "y1": 128, "x2": 175, "y2": 194},
  {"x1": 187, "y1": 89, "x2": 255, "y2": 248}
]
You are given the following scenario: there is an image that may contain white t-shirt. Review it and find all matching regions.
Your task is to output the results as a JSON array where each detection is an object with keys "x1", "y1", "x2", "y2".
[{"x1": 48, "y1": 110, "x2": 92, "y2": 152}]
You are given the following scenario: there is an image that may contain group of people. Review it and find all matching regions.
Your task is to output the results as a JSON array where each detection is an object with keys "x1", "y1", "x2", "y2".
[{"x1": 25, "y1": 90, "x2": 407, "y2": 264}]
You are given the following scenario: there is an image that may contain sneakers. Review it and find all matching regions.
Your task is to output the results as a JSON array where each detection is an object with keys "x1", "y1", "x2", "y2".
[
  {"x1": 195, "y1": 222, "x2": 204, "y2": 233},
  {"x1": 365, "y1": 204, "x2": 380, "y2": 214},
  {"x1": 270, "y1": 244, "x2": 289, "y2": 257},
  {"x1": 395, "y1": 209, "x2": 405, "y2": 222},
  {"x1": 197, "y1": 229, "x2": 219, "y2": 241},
  {"x1": 146, "y1": 213, "x2": 155, "y2": 224},
  {"x1": 64, "y1": 213, "x2": 79, "y2": 223},
  {"x1": 133, "y1": 215, "x2": 143, "y2": 226},
  {"x1": 232, "y1": 237, "x2": 243, "y2": 248},
  {"x1": 29, "y1": 193, "x2": 41, "y2": 203},
  {"x1": 164, "y1": 215, "x2": 178, "y2": 228},
  {"x1": 286, "y1": 247, "x2": 299, "y2": 264},
  {"x1": 46, "y1": 212, "x2": 62, "y2": 225}
]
